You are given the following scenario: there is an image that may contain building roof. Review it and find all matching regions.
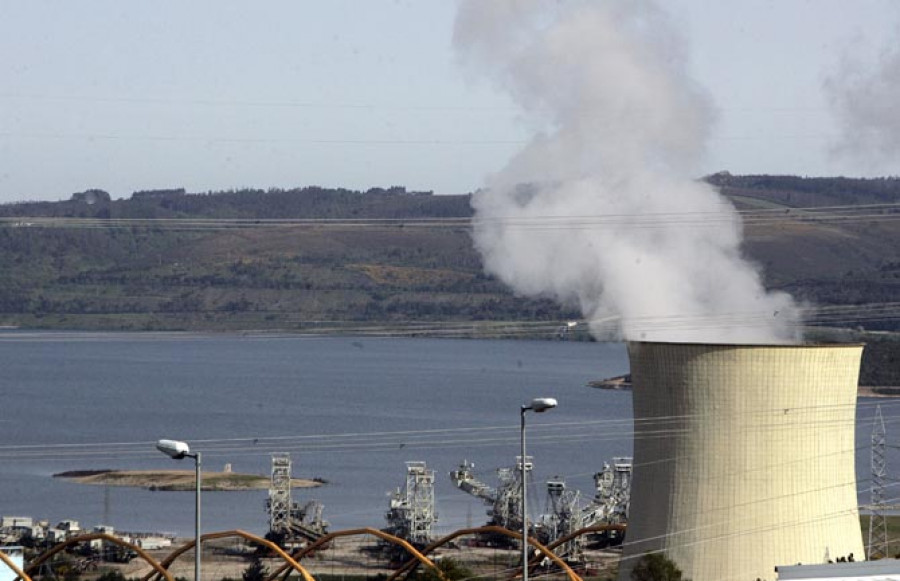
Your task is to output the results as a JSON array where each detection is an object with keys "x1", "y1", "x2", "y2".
[{"x1": 776, "y1": 559, "x2": 900, "y2": 580}]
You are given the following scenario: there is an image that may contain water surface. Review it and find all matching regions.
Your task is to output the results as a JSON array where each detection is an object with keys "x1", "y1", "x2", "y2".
[{"x1": 0, "y1": 333, "x2": 631, "y2": 536}]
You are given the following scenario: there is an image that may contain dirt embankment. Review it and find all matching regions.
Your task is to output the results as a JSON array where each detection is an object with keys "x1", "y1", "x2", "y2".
[
  {"x1": 54, "y1": 469, "x2": 324, "y2": 491},
  {"x1": 858, "y1": 386, "x2": 900, "y2": 398},
  {"x1": 590, "y1": 377, "x2": 900, "y2": 398}
]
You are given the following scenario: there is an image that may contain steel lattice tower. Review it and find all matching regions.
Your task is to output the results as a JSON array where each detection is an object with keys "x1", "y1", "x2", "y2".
[
  {"x1": 543, "y1": 478, "x2": 583, "y2": 561},
  {"x1": 405, "y1": 461, "x2": 437, "y2": 544},
  {"x1": 868, "y1": 405, "x2": 888, "y2": 559},
  {"x1": 268, "y1": 453, "x2": 292, "y2": 535},
  {"x1": 384, "y1": 461, "x2": 437, "y2": 546}
]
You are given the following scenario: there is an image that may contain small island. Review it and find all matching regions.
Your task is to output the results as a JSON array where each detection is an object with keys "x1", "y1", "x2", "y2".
[
  {"x1": 54, "y1": 469, "x2": 324, "y2": 492},
  {"x1": 588, "y1": 374, "x2": 632, "y2": 390}
]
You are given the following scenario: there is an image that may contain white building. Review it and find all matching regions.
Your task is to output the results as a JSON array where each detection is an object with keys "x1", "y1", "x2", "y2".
[
  {"x1": 130, "y1": 536, "x2": 172, "y2": 550},
  {"x1": 46, "y1": 520, "x2": 81, "y2": 544},
  {"x1": 777, "y1": 559, "x2": 900, "y2": 580},
  {"x1": 91, "y1": 525, "x2": 115, "y2": 551},
  {"x1": 0, "y1": 518, "x2": 32, "y2": 530}
]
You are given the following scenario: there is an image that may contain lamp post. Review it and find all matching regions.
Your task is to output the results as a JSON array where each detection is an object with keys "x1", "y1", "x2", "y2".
[
  {"x1": 157, "y1": 439, "x2": 201, "y2": 581},
  {"x1": 520, "y1": 397, "x2": 557, "y2": 581}
]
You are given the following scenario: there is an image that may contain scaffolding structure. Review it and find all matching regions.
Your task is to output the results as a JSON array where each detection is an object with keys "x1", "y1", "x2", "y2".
[
  {"x1": 539, "y1": 478, "x2": 583, "y2": 561},
  {"x1": 384, "y1": 461, "x2": 437, "y2": 547},
  {"x1": 266, "y1": 453, "x2": 328, "y2": 545},
  {"x1": 268, "y1": 454, "x2": 292, "y2": 535}
]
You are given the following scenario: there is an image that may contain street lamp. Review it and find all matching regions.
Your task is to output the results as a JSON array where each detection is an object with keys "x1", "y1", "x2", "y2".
[
  {"x1": 157, "y1": 439, "x2": 201, "y2": 581},
  {"x1": 520, "y1": 397, "x2": 557, "y2": 581}
]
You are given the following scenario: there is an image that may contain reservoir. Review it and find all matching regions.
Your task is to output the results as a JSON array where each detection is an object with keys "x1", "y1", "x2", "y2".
[{"x1": 0, "y1": 332, "x2": 891, "y2": 537}]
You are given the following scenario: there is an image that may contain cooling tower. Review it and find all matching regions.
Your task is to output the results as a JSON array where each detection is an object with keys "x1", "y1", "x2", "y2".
[{"x1": 619, "y1": 342, "x2": 865, "y2": 581}]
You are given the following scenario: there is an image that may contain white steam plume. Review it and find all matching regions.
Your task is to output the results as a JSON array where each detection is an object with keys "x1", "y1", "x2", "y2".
[
  {"x1": 455, "y1": 0, "x2": 800, "y2": 343},
  {"x1": 825, "y1": 21, "x2": 900, "y2": 169}
]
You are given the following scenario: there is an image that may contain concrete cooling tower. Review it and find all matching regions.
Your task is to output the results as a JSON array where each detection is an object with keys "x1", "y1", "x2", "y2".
[{"x1": 619, "y1": 342, "x2": 865, "y2": 581}]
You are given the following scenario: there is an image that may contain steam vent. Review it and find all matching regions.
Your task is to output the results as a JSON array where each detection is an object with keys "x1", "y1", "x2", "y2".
[{"x1": 618, "y1": 342, "x2": 865, "y2": 581}]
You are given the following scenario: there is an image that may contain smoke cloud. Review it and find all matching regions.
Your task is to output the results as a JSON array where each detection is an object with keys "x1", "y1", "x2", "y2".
[
  {"x1": 455, "y1": 0, "x2": 800, "y2": 343},
  {"x1": 825, "y1": 22, "x2": 900, "y2": 168}
]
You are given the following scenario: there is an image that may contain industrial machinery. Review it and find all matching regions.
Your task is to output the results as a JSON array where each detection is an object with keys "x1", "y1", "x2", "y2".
[
  {"x1": 383, "y1": 461, "x2": 438, "y2": 547},
  {"x1": 450, "y1": 457, "x2": 529, "y2": 547},
  {"x1": 583, "y1": 457, "x2": 631, "y2": 547},
  {"x1": 450, "y1": 455, "x2": 632, "y2": 556},
  {"x1": 537, "y1": 477, "x2": 583, "y2": 560},
  {"x1": 379, "y1": 462, "x2": 437, "y2": 564},
  {"x1": 266, "y1": 453, "x2": 328, "y2": 546}
]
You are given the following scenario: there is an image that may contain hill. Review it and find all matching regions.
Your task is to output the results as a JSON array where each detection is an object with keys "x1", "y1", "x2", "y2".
[
  {"x1": 0, "y1": 186, "x2": 574, "y2": 333},
  {"x1": 709, "y1": 174, "x2": 900, "y2": 314},
  {"x1": 0, "y1": 177, "x2": 898, "y2": 383}
]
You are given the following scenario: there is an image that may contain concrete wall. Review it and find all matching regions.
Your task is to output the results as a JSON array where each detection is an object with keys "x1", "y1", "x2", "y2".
[{"x1": 618, "y1": 342, "x2": 865, "y2": 581}]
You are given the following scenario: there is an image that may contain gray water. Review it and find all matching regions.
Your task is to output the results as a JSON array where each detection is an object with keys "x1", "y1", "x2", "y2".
[
  {"x1": 0, "y1": 332, "x2": 895, "y2": 539},
  {"x1": 0, "y1": 332, "x2": 633, "y2": 537}
]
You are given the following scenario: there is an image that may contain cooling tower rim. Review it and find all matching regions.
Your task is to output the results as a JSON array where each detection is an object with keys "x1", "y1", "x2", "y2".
[{"x1": 626, "y1": 340, "x2": 865, "y2": 348}]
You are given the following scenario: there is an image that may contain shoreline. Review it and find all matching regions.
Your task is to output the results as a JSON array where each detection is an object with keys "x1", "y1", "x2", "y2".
[
  {"x1": 589, "y1": 378, "x2": 900, "y2": 399},
  {"x1": 54, "y1": 469, "x2": 324, "y2": 492},
  {"x1": 857, "y1": 386, "x2": 900, "y2": 398}
]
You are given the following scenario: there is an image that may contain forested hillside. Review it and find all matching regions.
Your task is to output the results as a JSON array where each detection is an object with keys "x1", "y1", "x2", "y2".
[{"x1": 0, "y1": 177, "x2": 898, "y2": 383}]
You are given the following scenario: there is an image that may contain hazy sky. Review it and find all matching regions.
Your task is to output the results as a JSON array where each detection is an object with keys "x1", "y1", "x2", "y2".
[{"x1": 1, "y1": 0, "x2": 897, "y2": 203}]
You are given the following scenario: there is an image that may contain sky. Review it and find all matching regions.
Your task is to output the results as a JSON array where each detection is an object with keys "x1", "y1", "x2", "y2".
[{"x1": 0, "y1": 0, "x2": 898, "y2": 204}]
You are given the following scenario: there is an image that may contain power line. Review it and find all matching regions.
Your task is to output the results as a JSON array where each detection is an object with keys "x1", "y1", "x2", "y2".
[
  {"x1": 0, "y1": 303, "x2": 895, "y2": 340},
  {"x1": 0, "y1": 131, "x2": 523, "y2": 147},
  {"x1": 1, "y1": 399, "x2": 895, "y2": 461},
  {"x1": 0, "y1": 92, "x2": 519, "y2": 113},
  {"x1": 0, "y1": 92, "x2": 840, "y2": 115},
  {"x1": 2, "y1": 202, "x2": 899, "y2": 236}
]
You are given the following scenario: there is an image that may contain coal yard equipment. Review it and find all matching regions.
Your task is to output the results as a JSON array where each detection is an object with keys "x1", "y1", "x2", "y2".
[{"x1": 449, "y1": 455, "x2": 631, "y2": 560}]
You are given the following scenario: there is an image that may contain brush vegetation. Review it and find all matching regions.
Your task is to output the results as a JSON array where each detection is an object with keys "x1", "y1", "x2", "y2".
[{"x1": 859, "y1": 515, "x2": 900, "y2": 558}]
